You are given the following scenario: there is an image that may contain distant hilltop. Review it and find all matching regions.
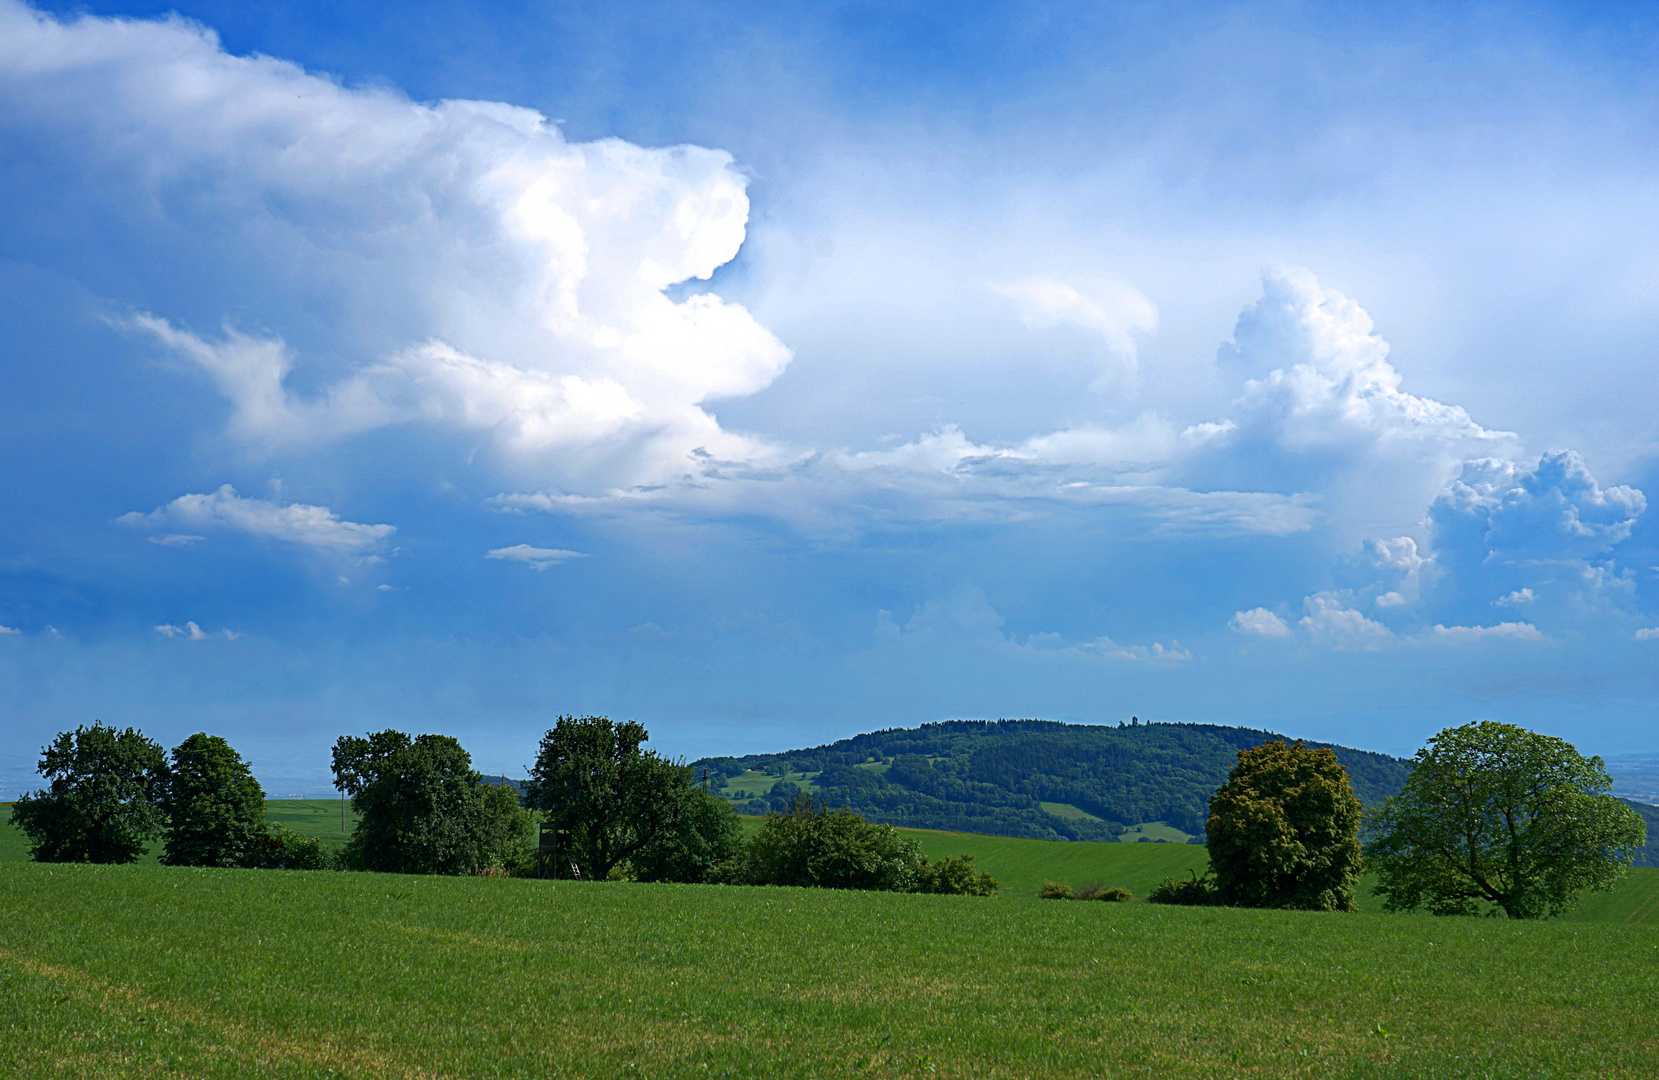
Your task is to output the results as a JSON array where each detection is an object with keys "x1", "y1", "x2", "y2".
[{"x1": 692, "y1": 719, "x2": 1412, "y2": 843}]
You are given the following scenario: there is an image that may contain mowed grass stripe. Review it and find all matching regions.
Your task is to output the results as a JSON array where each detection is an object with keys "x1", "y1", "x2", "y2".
[{"x1": 3, "y1": 862, "x2": 1658, "y2": 1079}]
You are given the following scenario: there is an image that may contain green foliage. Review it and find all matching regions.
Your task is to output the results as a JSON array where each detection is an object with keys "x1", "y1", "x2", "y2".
[
  {"x1": 525, "y1": 715, "x2": 711, "y2": 881},
  {"x1": 1036, "y1": 879, "x2": 1133, "y2": 901},
  {"x1": 9, "y1": 722, "x2": 166, "y2": 863},
  {"x1": 1368, "y1": 721, "x2": 1648, "y2": 919},
  {"x1": 627, "y1": 786, "x2": 743, "y2": 884},
  {"x1": 1622, "y1": 798, "x2": 1659, "y2": 868},
  {"x1": 1147, "y1": 869, "x2": 1220, "y2": 906},
  {"x1": 159, "y1": 733, "x2": 267, "y2": 868},
  {"x1": 696, "y1": 718, "x2": 1409, "y2": 843},
  {"x1": 743, "y1": 794, "x2": 924, "y2": 890},
  {"x1": 1206, "y1": 741, "x2": 1363, "y2": 912},
  {"x1": 911, "y1": 853, "x2": 999, "y2": 895},
  {"x1": 256, "y1": 823, "x2": 339, "y2": 870},
  {"x1": 332, "y1": 731, "x2": 530, "y2": 875}
]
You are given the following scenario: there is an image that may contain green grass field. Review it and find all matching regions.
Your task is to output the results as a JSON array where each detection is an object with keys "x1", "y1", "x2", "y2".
[{"x1": 3, "y1": 860, "x2": 1657, "y2": 1078}]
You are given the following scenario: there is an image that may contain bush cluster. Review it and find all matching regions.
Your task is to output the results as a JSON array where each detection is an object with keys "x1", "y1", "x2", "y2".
[{"x1": 1037, "y1": 880, "x2": 1133, "y2": 902}]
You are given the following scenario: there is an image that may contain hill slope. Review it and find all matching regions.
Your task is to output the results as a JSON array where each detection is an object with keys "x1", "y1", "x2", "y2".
[{"x1": 693, "y1": 719, "x2": 1411, "y2": 842}]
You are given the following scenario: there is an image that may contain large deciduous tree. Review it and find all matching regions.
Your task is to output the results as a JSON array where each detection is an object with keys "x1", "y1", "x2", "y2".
[
  {"x1": 1368, "y1": 722, "x2": 1646, "y2": 919},
  {"x1": 332, "y1": 730, "x2": 530, "y2": 875},
  {"x1": 526, "y1": 715, "x2": 731, "y2": 882},
  {"x1": 159, "y1": 732, "x2": 268, "y2": 867},
  {"x1": 1205, "y1": 740, "x2": 1364, "y2": 911},
  {"x1": 9, "y1": 722, "x2": 166, "y2": 863}
]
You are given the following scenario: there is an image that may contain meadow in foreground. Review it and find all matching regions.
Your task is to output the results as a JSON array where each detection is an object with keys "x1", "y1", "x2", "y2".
[{"x1": 3, "y1": 858, "x2": 1657, "y2": 1080}]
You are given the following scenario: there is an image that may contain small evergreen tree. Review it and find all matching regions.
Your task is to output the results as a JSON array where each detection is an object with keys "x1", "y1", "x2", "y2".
[
  {"x1": 10, "y1": 722, "x2": 165, "y2": 863},
  {"x1": 159, "y1": 733, "x2": 268, "y2": 867},
  {"x1": 1205, "y1": 740, "x2": 1363, "y2": 911}
]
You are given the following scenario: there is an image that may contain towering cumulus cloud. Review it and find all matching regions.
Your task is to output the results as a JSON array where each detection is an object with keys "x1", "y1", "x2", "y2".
[{"x1": 0, "y1": 0, "x2": 789, "y2": 490}]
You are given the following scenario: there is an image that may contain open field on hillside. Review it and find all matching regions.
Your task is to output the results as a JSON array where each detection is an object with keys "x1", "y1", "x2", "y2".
[
  {"x1": 3, "y1": 860, "x2": 1658, "y2": 1080},
  {"x1": 7, "y1": 806, "x2": 1657, "y2": 923}
]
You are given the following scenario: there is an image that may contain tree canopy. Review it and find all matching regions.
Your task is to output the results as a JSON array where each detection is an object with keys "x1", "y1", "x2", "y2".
[
  {"x1": 160, "y1": 732, "x2": 268, "y2": 868},
  {"x1": 1368, "y1": 722, "x2": 1647, "y2": 919},
  {"x1": 742, "y1": 794, "x2": 925, "y2": 891},
  {"x1": 9, "y1": 722, "x2": 166, "y2": 863},
  {"x1": 525, "y1": 715, "x2": 729, "y2": 882},
  {"x1": 1205, "y1": 740, "x2": 1364, "y2": 911},
  {"x1": 332, "y1": 730, "x2": 530, "y2": 875}
]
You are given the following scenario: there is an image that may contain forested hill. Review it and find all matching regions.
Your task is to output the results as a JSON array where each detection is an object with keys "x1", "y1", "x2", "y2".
[{"x1": 691, "y1": 720, "x2": 1411, "y2": 843}]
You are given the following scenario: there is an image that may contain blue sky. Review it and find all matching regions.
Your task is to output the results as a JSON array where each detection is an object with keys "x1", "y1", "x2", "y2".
[{"x1": 3, "y1": 0, "x2": 1659, "y2": 795}]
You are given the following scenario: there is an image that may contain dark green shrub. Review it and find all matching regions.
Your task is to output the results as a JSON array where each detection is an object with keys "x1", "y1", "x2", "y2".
[
  {"x1": 1075, "y1": 882, "x2": 1133, "y2": 902},
  {"x1": 257, "y1": 823, "x2": 338, "y2": 870},
  {"x1": 742, "y1": 794, "x2": 923, "y2": 891},
  {"x1": 1147, "y1": 869, "x2": 1219, "y2": 906},
  {"x1": 913, "y1": 853, "x2": 999, "y2": 896},
  {"x1": 1037, "y1": 879, "x2": 1075, "y2": 899}
]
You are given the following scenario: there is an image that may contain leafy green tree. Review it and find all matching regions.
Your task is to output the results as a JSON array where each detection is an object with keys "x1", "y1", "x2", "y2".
[
  {"x1": 1206, "y1": 740, "x2": 1364, "y2": 911},
  {"x1": 159, "y1": 733, "x2": 268, "y2": 867},
  {"x1": 1368, "y1": 722, "x2": 1647, "y2": 919},
  {"x1": 9, "y1": 722, "x2": 166, "y2": 863},
  {"x1": 628, "y1": 785, "x2": 744, "y2": 884},
  {"x1": 332, "y1": 730, "x2": 530, "y2": 875},
  {"x1": 526, "y1": 715, "x2": 705, "y2": 881},
  {"x1": 742, "y1": 794, "x2": 924, "y2": 891}
]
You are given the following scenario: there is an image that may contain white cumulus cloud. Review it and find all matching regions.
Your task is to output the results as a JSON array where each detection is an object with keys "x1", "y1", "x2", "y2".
[
  {"x1": 1231, "y1": 608, "x2": 1292, "y2": 637},
  {"x1": 1298, "y1": 593, "x2": 1394, "y2": 649},
  {"x1": 120, "y1": 485, "x2": 394, "y2": 550},
  {"x1": 0, "y1": 0, "x2": 788, "y2": 491},
  {"x1": 0, "y1": 624, "x2": 19, "y2": 635},
  {"x1": 485, "y1": 544, "x2": 587, "y2": 569},
  {"x1": 1635, "y1": 627, "x2": 1659, "y2": 641}
]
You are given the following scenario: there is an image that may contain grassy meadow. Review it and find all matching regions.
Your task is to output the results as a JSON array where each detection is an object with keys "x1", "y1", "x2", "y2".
[{"x1": 3, "y1": 858, "x2": 1658, "y2": 1079}]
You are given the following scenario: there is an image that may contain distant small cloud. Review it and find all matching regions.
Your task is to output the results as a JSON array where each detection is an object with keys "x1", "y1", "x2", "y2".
[
  {"x1": 1495, "y1": 588, "x2": 1536, "y2": 608},
  {"x1": 1375, "y1": 591, "x2": 1407, "y2": 608},
  {"x1": 0, "y1": 625, "x2": 19, "y2": 635},
  {"x1": 486, "y1": 544, "x2": 587, "y2": 570},
  {"x1": 156, "y1": 622, "x2": 238, "y2": 641},
  {"x1": 627, "y1": 621, "x2": 672, "y2": 639},
  {"x1": 147, "y1": 534, "x2": 205, "y2": 546},
  {"x1": 1231, "y1": 608, "x2": 1292, "y2": 638},
  {"x1": 377, "y1": 584, "x2": 395, "y2": 592},
  {"x1": 1429, "y1": 622, "x2": 1544, "y2": 643},
  {"x1": 1636, "y1": 627, "x2": 1659, "y2": 641}
]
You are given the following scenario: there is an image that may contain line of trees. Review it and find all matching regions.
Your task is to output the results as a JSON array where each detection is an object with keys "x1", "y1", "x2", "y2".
[
  {"x1": 7, "y1": 715, "x2": 999, "y2": 896},
  {"x1": 11, "y1": 716, "x2": 1641, "y2": 918},
  {"x1": 9, "y1": 723, "x2": 332, "y2": 869},
  {"x1": 1148, "y1": 722, "x2": 1646, "y2": 919}
]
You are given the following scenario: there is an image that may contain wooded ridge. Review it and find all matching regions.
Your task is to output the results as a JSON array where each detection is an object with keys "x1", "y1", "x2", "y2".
[{"x1": 692, "y1": 719, "x2": 1413, "y2": 842}]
